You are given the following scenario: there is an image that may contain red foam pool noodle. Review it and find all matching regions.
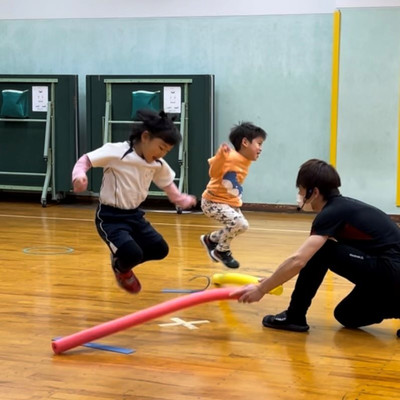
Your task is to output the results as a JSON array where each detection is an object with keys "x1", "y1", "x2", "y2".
[{"x1": 52, "y1": 288, "x2": 238, "y2": 354}]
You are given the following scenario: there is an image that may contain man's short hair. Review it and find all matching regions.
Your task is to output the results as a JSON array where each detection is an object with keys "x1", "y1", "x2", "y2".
[{"x1": 296, "y1": 159, "x2": 341, "y2": 199}]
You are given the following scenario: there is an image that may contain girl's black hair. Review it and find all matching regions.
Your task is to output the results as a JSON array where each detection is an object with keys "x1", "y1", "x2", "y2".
[
  {"x1": 130, "y1": 109, "x2": 181, "y2": 145},
  {"x1": 122, "y1": 109, "x2": 181, "y2": 159}
]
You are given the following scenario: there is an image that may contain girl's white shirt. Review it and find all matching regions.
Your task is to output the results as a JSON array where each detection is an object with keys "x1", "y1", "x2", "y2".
[{"x1": 87, "y1": 141, "x2": 175, "y2": 210}]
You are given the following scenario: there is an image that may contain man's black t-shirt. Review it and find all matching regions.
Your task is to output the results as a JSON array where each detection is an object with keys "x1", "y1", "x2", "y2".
[{"x1": 311, "y1": 195, "x2": 400, "y2": 254}]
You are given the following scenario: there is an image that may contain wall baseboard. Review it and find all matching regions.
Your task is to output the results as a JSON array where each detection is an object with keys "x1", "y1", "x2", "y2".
[{"x1": 3, "y1": 191, "x2": 400, "y2": 223}]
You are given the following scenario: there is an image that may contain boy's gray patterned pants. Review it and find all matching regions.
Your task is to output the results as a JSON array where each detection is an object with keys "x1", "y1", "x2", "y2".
[{"x1": 201, "y1": 198, "x2": 249, "y2": 252}]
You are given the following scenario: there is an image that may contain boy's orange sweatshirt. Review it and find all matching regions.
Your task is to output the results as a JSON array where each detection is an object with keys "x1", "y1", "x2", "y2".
[{"x1": 202, "y1": 145, "x2": 251, "y2": 208}]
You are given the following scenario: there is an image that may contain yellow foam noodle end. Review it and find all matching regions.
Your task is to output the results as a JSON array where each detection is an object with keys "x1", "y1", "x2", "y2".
[
  {"x1": 211, "y1": 273, "x2": 283, "y2": 296},
  {"x1": 269, "y1": 285, "x2": 283, "y2": 296}
]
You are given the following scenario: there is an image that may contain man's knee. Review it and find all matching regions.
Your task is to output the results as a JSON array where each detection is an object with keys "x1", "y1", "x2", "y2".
[
  {"x1": 333, "y1": 304, "x2": 356, "y2": 328},
  {"x1": 334, "y1": 302, "x2": 384, "y2": 328}
]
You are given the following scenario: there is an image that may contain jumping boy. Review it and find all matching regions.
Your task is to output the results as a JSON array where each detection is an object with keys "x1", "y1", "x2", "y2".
[{"x1": 200, "y1": 122, "x2": 267, "y2": 268}]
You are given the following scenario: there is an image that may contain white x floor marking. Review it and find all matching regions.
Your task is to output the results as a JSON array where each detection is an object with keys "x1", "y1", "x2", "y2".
[{"x1": 158, "y1": 317, "x2": 210, "y2": 330}]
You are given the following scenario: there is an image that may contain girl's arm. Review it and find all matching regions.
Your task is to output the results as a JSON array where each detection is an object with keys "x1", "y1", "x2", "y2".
[
  {"x1": 163, "y1": 182, "x2": 197, "y2": 209},
  {"x1": 72, "y1": 154, "x2": 92, "y2": 192}
]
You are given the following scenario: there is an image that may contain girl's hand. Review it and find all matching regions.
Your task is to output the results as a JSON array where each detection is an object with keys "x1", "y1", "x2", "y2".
[
  {"x1": 73, "y1": 176, "x2": 88, "y2": 193},
  {"x1": 176, "y1": 194, "x2": 197, "y2": 209}
]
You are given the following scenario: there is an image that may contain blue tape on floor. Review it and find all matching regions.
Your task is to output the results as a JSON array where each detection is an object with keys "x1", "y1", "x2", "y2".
[
  {"x1": 82, "y1": 342, "x2": 135, "y2": 354},
  {"x1": 52, "y1": 337, "x2": 135, "y2": 354}
]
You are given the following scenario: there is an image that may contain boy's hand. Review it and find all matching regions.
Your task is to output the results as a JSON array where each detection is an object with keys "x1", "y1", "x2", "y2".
[
  {"x1": 220, "y1": 143, "x2": 231, "y2": 155},
  {"x1": 73, "y1": 176, "x2": 88, "y2": 193}
]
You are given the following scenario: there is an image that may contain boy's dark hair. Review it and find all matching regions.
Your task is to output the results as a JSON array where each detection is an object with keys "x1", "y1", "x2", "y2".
[
  {"x1": 296, "y1": 159, "x2": 341, "y2": 199},
  {"x1": 229, "y1": 122, "x2": 267, "y2": 151},
  {"x1": 129, "y1": 109, "x2": 181, "y2": 147}
]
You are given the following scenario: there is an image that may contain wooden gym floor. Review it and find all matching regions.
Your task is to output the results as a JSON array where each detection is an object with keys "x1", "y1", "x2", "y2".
[{"x1": 0, "y1": 198, "x2": 399, "y2": 400}]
